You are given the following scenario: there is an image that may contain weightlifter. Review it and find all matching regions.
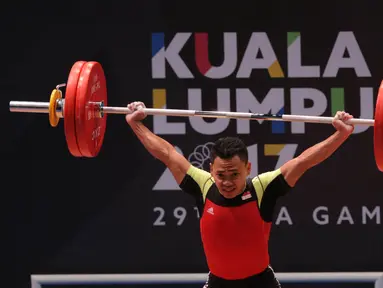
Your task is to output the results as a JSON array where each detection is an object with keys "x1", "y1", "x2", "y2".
[{"x1": 125, "y1": 101, "x2": 354, "y2": 288}]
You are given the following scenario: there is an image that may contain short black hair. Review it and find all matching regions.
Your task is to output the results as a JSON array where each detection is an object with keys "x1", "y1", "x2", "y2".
[{"x1": 210, "y1": 137, "x2": 248, "y2": 163}]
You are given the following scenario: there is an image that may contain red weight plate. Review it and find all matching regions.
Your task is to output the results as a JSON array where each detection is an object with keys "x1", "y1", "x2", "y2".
[
  {"x1": 374, "y1": 80, "x2": 383, "y2": 171},
  {"x1": 64, "y1": 61, "x2": 87, "y2": 157},
  {"x1": 75, "y1": 61, "x2": 107, "y2": 157}
]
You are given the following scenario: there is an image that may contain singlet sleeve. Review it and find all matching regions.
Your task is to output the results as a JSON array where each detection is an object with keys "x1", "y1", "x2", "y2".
[
  {"x1": 179, "y1": 165, "x2": 214, "y2": 202},
  {"x1": 251, "y1": 168, "x2": 292, "y2": 222}
]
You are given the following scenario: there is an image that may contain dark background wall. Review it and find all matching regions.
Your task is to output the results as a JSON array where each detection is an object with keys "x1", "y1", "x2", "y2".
[{"x1": 2, "y1": 1, "x2": 383, "y2": 288}]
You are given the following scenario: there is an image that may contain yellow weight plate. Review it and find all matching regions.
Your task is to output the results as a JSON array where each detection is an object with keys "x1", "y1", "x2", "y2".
[{"x1": 49, "y1": 89, "x2": 62, "y2": 127}]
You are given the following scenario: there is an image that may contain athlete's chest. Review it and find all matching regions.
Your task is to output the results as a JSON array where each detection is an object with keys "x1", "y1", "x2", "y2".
[
  {"x1": 200, "y1": 200, "x2": 265, "y2": 247},
  {"x1": 202, "y1": 198, "x2": 261, "y2": 223},
  {"x1": 200, "y1": 185, "x2": 268, "y2": 246},
  {"x1": 202, "y1": 184, "x2": 263, "y2": 225}
]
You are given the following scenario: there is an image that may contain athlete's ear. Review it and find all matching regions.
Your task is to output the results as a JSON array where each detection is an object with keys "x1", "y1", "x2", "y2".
[
  {"x1": 209, "y1": 162, "x2": 213, "y2": 173},
  {"x1": 247, "y1": 161, "x2": 251, "y2": 176}
]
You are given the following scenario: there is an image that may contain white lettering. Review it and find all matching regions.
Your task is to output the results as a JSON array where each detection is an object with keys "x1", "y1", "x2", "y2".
[
  {"x1": 237, "y1": 32, "x2": 280, "y2": 78},
  {"x1": 275, "y1": 206, "x2": 293, "y2": 225},
  {"x1": 152, "y1": 33, "x2": 193, "y2": 79},
  {"x1": 188, "y1": 88, "x2": 231, "y2": 135},
  {"x1": 152, "y1": 205, "x2": 381, "y2": 226},
  {"x1": 236, "y1": 88, "x2": 284, "y2": 134},
  {"x1": 153, "y1": 111, "x2": 186, "y2": 135},
  {"x1": 323, "y1": 32, "x2": 371, "y2": 77},
  {"x1": 91, "y1": 81, "x2": 100, "y2": 95},
  {"x1": 362, "y1": 206, "x2": 380, "y2": 224},
  {"x1": 152, "y1": 86, "x2": 375, "y2": 136},
  {"x1": 313, "y1": 206, "x2": 329, "y2": 225},
  {"x1": 288, "y1": 34, "x2": 320, "y2": 77},
  {"x1": 353, "y1": 87, "x2": 374, "y2": 134},
  {"x1": 205, "y1": 33, "x2": 238, "y2": 79},
  {"x1": 153, "y1": 146, "x2": 184, "y2": 190},
  {"x1": 290, "y1": 88, "x2": 328, "y2": 134},
  {"x1": 274, "y1": 144, "x2": 298, "y2": 168},
  {"x1": 92, "y1": 126, "x2": 101, "y2": 141},
  {"x1": 336, "y1": 206, "x2": 354, "y2": 225}
]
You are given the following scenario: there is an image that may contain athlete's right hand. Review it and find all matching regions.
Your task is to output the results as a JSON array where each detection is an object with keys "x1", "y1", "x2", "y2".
[{"x1": 125, "y1": 101, "x2": 147, "y2": 123}]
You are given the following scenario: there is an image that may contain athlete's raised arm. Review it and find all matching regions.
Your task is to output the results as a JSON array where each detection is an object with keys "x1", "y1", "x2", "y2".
[
  {"x1": 125, "y1": 101, "x2": 191, "y2": 184},
  {"x1": 280, "y1": 111, "x2": 354, "y2": 187}
]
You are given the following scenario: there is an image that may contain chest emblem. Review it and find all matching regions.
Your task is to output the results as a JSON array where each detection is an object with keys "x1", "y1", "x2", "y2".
[{"x1": 241, "y1": 191, "x2": 252, "y2": 200}]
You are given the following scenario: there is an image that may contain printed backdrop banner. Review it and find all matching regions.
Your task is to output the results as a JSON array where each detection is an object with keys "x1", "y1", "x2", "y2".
[
  {"x1": 2, "y1": 2, "x2": 383, "y2": 287},
  {"x1": 146, "y1": 30, "x2": 382, "y2": 272}
]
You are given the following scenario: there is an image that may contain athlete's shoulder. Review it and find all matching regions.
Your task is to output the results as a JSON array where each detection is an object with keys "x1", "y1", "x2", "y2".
[
  {"x1": 179, "y1": 165, "x2": 214, "y2": 200},
  {"x1": 251, "y1": 168, "x2": 291, "y2": 197},
  {"x1": 252, "y1": 169, "x2": 283, "y2": 187},
  {"x1": 251, "y1": 169, "x2": 292, "y2": 222},
  {"x1": 187, "y1": 165, "x2": 212, "y2": 180}
]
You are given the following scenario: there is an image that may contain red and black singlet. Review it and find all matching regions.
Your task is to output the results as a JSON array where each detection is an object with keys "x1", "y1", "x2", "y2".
[{"x1": 179, "y1": 165, "x2": 291, "y2": 280}]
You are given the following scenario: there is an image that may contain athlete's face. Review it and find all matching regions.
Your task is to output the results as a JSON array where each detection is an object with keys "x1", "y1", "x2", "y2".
[{"x1": 210, "y1": 155, "x2": 251, "y2": 199}]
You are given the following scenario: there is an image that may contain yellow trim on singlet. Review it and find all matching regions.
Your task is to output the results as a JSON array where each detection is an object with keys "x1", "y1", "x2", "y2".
[
  {"x1": 185, "y1": 165, "x2": 284, "y2": 206},
  {"x1": 251, "y1": 169, "x2": 282, "y2": 208},
  {"x1": 186, "y1": 165, "x2": 214, "y2": 201}
]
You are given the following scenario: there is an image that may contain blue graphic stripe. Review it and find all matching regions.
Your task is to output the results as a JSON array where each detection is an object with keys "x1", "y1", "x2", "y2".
[
  {"x1": 272, "y1": 107, "x2": 285, "y2": 134},
  {"x1": 152, "y1": 33, "x2": 164, "y2": 57}
]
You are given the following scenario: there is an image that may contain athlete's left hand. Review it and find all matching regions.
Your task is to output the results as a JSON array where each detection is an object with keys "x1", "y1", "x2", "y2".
[{"x1": 332, "y1": 111, "x2": 354, "y2": 135}]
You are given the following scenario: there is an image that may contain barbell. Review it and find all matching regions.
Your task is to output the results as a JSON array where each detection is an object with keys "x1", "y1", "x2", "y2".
[{"x1": 8, "y1": 61, "x2": 383, "y2": 171}]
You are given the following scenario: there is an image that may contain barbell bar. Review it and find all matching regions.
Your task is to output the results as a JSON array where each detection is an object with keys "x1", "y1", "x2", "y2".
[
  {"x1": 8, "y1": 61, "x2": 383, "y2": 171},
  {"x1": 8, "y1": 99, "x2": 376, "y2": 125}
]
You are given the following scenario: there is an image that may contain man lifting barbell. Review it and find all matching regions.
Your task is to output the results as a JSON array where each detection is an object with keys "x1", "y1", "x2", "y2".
[
  {"x1": 125, "y1": 101, "x2": 355, "y2": 288},
  {"x1": 8, "y1": 60, "x2": 380, "y2": 286}
]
